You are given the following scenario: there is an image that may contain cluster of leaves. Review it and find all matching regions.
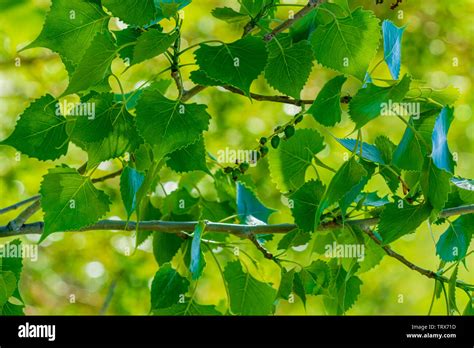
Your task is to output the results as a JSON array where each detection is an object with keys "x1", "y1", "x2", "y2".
[{"x1": 1, "y1": 0, "x2": 473, "y2": 315}]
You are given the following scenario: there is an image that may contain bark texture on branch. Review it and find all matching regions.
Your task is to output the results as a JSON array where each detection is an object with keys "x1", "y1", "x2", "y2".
[{"x1": 1, "y1": 205, "x2": 473, "y2": 239}]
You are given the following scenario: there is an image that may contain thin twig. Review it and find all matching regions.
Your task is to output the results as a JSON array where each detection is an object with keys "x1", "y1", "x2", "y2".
[
  {"x1": 248, "y1": 234, "x2": 274, "y2": 260},
  {"x1": 361, "y1": 226, "x2": 473, "y2": 293},
  {"x1": 91, "y1": 168, "x2": 123, "y2": 183},
  {"x1": 263, "y1": 0, "x2": 326, "y2": 42},
  {"x1": 223, "y1": 85, "x2": 351, "y2": 105},
  {"x1": 0, "y1": 195, "x2": 40, "y2": 215},
  {"x1": 181, "y1": 84, "x2": 351, "y2": 106},
  {"x1": 181, "y1": 84, "x2": 207, "y2": 102},
  {"x1": 99, "y1": 274, "x2": 121, "y2": 315}
]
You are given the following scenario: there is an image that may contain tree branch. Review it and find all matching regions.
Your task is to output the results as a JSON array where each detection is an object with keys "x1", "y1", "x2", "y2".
[
  {"x1": 6, "y1": 200, "x2": 41, "y2": 232},
  {"x1": 263, "y1": 0, "x2": 326, "y2": 42},
  {"x1": 0, "y1": 195, "x2": 40, "y2": 215},
  {"x1": 91, "y1": 168, "x2": 123, "y2": 184},
  {"x1": 180, "y1": 0, "x2": 329, "y2": 104},
  {"x1": 223, "y1": 85, "x2": 351, "y2": 105},
  {"x1": 181, "y1": 84, "x2": 207, "y2": 102},
  {"x1": 361, "y1": 226, "x2": 473, "y2": 293},
  {"x1": 1, "y1": 168, "x2": 124, "y2": 232},
  {"x1": 1, "y1": 204, "x2": 472, "y2": 239}
]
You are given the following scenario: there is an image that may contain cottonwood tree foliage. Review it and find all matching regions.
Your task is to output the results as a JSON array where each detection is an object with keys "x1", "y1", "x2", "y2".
[{"x1": 0, "y1": 0, "x2": 473, "y2": 315}]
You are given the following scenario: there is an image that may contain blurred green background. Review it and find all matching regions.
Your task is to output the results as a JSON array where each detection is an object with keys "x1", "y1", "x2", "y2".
[{"x1": 0, "y1": 0, "x2": 473, "y2": 315}]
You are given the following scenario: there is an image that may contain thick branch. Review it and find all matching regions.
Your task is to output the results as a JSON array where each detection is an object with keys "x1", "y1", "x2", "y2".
[
  {"x1": 1, "y1": 204, "x2": 473, "y2": 239},
  {"x1": 7, "y1": 200, "x2": 41, "y2": 232}
]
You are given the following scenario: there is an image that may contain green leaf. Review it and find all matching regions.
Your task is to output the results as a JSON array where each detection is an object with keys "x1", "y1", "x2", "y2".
[
  {"x1": 39, "y1": 166, "x2": 111, "y2": 240},
  {"x1": 115, "y1": 79, "x2": 172, "y2": 111},
  {"x1": 224, "y1": 260, "x2": 276, "y2": 315},
  {"x1": 103, "y1": 0, "x2": 157, "y2": 27},
  {"x1": 307, "y1": 75, "x2": 347, "y2": 126},
  {"x1": 331, "y1": 0, "x2": 350, "y2": 13},
  {"x1": 0, "y1": 239, "x2": 24, "y2": 304},
  {"x1": 0, "y1": 271, "x2": 16, "y2": 308},
  {"x1": 448, "y1": 265, "x2": 459, "y2": 314},
  {"x1": 2, "y1": 301, "x2": 25, "y2": 316},
  {"x1": 166, "y1": 136, "x2": 210, "y2": 174},
  {"x1": 392, "y1": 118, "x2": 425, "y2": 171},
  {"x1": 292, "y1": 272, "x2": 307, "y2": 306},
  {"x1": 357, "y1": 192, "x2": 390, "y2": 207},
  {"x1": 323, "y1": 262, "x2": 362, "y2": 314},
  {"x1": 190, "y1": 221, "x2": 206, "y2": 280},
  {"x1": 236, "y1": 182, "x2": 275, "y2": 224},
  {"x1": 289, "y1": 3, "x2": 347, "y2": 43},
  {"x1": 349, "y1": 74, "x2": 411, "y2": 129},
  {"x1": 133, "y1": 29, "x2": 178, "y2": 65},
  {"x1": 314, "y1": 157, "x2": 368, "y2": 228},
  {"x1": 194, "y1": 36, "x2": 268, "y2": 95},
  {"x1": 115, "y1": 27, "x2": 142, "y2": 62},
  {"x1": 431, "y1": 107, "x2": 455, "y2": 174},
  {"x1": 335, "y1": 138, "x2": 385, "y2": 164},
  {"x1": 22, "y1": 0, "x2": 109, "y2": 67},
  {"x1": 268, "y1": 129, "x2": 325, "y2": 193},
  {"x1": 277, "y1": 229, "x2": 311, "y2": 250},
  {"x1": 162, "y1": 188, "x2": 199, "y2": 216},
  {"x1": 150, "y1": 263, "x2": 190, "y2": 310},
  {"x1": 299, "y1": 260, "x2": 331, "y2": 296},
  {"x1": 63, "y1": 31, "x2": 117, "y2": 95},
  {"x1": 0, "y1": 240, "x2": 23, "y2": 283},
  {"x1": 200, "y1": 199, "x2": 234, "y2": 223},
  {"x1": 153, "y1": 232, "x2": 184, "y2": 266},
  {"x1": 289, "y1": 8, "x2": 318, "y2": 42},
  {"x1": 338, "y1": 161, "x2": 375, "y2": 219},
  {"x1": 375, "y1": 135, "x2": 395, "y2": 163},
  {"x1": 436, "y1": 214, "x2": 474, "y2": 262},
  {"x1": 239, "y1": 0, "x2": 271, "y2": 17},
  {"x1": 120, "y1": 166, "x2": 145, "y2": 219},
  {"x1": 378, "y1": 202, "x2": 432, "y2": 244},
  {"x1": 136, "y1": 91, "x2": 210, "y2": 160},
  {"x1": 190, "y1": 70, "x2": 221, "y2": 87},
  {"x1": 152, "y1": 300, "x2": 221, "y2": 315},
  {"x1": 310, "y1": 8, "x2": 380, "y2": 80},
  {"x1": 289, "y1": 180, "x2": 325, "y2": 232},
  {"x1": 358, "y1": 233, "x2": 386, "y2": 273},
  {"x1": 1, "y1": 95, "x2": 68, "y2": 161},
  {"x1": 420, "y1": 159, "x2": 452, "y2": 211},
  {"x1": 405, "y1": 85, "x2": 460, "y2": 106},
  {"x1": 375, "y1": 135, "x2": 400, "y2": 192},
  {"x1": 264, "y1": 35, "x2": 314, "y2": 99},
  {"x1": 382, "y1": 20, "x2": 405, "y2": 80},
  {"x1": 68, "y1": 94, "x2": 142, "y2": 168},
  {"x1": 277, "y1": 268, "x2": 295, "y2": 300},
  {"x1": 155, "y1": 0, "x2": 191, "y2": 19},
  {"x1": 211, "y1": 7, "x2": 248, "y2": 23}
]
